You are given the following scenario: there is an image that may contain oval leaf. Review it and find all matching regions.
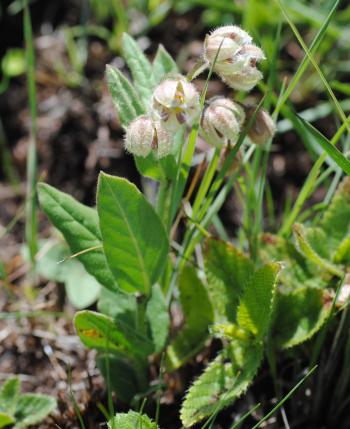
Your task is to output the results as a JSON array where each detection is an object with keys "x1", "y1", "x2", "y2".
[{"x1": 97, "y1": 173, "x2": 169, "y2": 295}]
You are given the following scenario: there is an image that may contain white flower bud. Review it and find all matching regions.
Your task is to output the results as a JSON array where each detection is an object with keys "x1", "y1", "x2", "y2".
[
  {"x1": 200, "y1": 98, "x2": 245, "y2": 147},
  {"x1": 124, "y1": 115, "x2": 172, "y2": 158},
  {"x1": 214, "y1": 44, "x2": 265, "y2": 76},
  {"x1": 221, "y1": 67, "x2": 263, "y2": 91},
  {"x1": 203, "y1": 25, "x2": 265, "y2": 92},
  {"x1": 152, "y1": 75, "x2": 200, "y2": 130},
  {"x1": 245, "y1": 107, "x2": 276, "y2": 145}
]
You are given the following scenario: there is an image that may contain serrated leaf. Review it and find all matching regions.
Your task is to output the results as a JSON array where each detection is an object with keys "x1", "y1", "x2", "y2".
[
  {"x1": 237, "y1": 263, "x2": 280, "y2": 339},
  {"x1": 121, "y1": 33, "x2": 156, "y2": 104},
  {"x1": 146, "y1": 284, "x2": 169, "y2": 353},
  {"x1": 97, "y1": 355, "x2": 144, "y2": 404},
  {"x1": 0, "y1": 413, "x2": 15, "y2": 428},
  {"x1": 293, "y1": 223, "x2": 343, "y2": 277},
  {"x1": 0, "y1": 377, "x2": 20, "y2": 415},
  {"x1": 260, "y1": 233, "x2": 327, "y2": 290},
  {"x1": 97, "y1": 173, "x2": 169, "y2": 295},
  {"x1": 319, "y1": 177, "x2": 350, "y2": 258},
  {"x1": 166, "y1": 266, "x2": 213, "y2": 371},
  {"x1": 180, "y1": 340, "x2": 263, "y2": 427},
  {"x1": 108, "y1": 411, "x2": 159, "y2": 429},
  {"x1": 272, "y1": 287, "x2": 330, "y2": 349},
  {"x1": 106, "y1": 64, "x2": 144, "y2": 128},
  {"x1": 37, "y1": 183, "x2": 117, "y2": 292},
  {"x1": 204, "y1": 239, "x2": 254, "y2": 323},
  {"x1": 74, "y1": 310, "x2": 153, "y2": 358},
  {"x1": 14, "y1": 394, "x2": 56, "y2": 429},
  {"x1": 152, "y1": 44, "x2": 178, "y2": 84}
]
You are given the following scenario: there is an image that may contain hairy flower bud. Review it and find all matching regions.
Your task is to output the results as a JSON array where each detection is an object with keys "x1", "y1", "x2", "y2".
[
  {"x1": 205, "y1": 26, "x2": 252, "y2": 64},
  {"x1": 245, "y1": 107, "x2": 276, "y2": 145},
  {"x1": 124, "y1": 115, "x2": 172, "y2": 158},
  {"x1": 203, "y1": 25, "x2": 265, "y2": 92},
  {"x1": 152, "y1": 75, "x2": 200, "y2": 130},
  {"x1": 200, "y1": 98, "x2": 245, "y2": 147}
]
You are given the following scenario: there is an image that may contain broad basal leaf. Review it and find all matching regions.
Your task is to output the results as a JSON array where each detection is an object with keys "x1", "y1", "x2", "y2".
[
  {"x1": 37, "y1": 183, "x2": 117, "y2": 292},
  {"x1": 97, "y1": 173, "x2": 169, "y2": 295},
  {"x1": 97, "y1": 355, "x2": 145, "y2": 404},
  {"x1": 152, "y1": 44, "x2": 178, "y2": 84},
  {"x1": 180, "y1": 340, "x2": 263, "y2": 427},
  {"x1": 14, "y1": 394, "x2": 56, "y2": 429},
  {"x1": 36, "y1": 241, "x2": 100, "y2": 309},
  {"x1": 166, "y1": 266, "x2": 213, "y2": 371},
  {"x1": 108, "y1": 411, "x2": 159, "y2": 429},
  {"x1": 204, "y1": 238, "x2": 254, "y2": 323},
  {"x1": 272, "y1": 287, "x2": 331, "y2": 349},
  {"x1": 74, "y1": 310, "x2": 153, "y2": 358},
  {"x1": 146, "y1": 284, "x2": 170, "y2": 353},
  {"x1": 0, "y1": 377, "x2": 20, "y2": 415},
  {"x1": 237, "y1": 263, "x2": 280, "y2": 339}
]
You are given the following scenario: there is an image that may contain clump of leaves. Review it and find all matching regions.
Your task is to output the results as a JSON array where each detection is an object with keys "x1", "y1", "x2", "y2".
[
  {"x1": 37, "y1": 22, "x2": 350, "y2": 428},
  {"x1": 0, "y1": 377, "x2": 56, "y2": 428}
]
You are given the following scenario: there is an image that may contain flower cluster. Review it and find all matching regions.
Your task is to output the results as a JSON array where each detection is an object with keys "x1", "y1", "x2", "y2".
[
  {"x1": 124, "y1": 75, "x2": 200, "y2": 159},
  {"x1": 123, "y1": 25, "x2": 275, "y2": 160},
  {"x1": 203, "y1": 25, "x2": 265, "y2": 91}
]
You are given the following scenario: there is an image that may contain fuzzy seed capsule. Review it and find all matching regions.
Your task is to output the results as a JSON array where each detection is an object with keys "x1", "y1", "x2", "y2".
[
  {"x1": 124, "y1": 115, "x2": 172, "y2": 158},
  {"x1": 152, "y1": 75, "x2": 200, "y2": 130},
  {"x1": 245, "y1": 107, "x2": 276, "y2": 145},
  {"x1": 200, "y1": 98, "x2": 245, "y2": 147}
]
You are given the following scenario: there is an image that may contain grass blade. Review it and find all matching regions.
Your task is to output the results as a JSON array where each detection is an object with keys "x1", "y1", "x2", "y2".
[{"x1": 23, "y1": 0, "x2": 38, "y2": 266}]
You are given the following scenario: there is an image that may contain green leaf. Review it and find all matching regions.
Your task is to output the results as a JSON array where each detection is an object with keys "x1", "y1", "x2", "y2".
[
  {"x1": 14, "y1": 394, "x2": 56, "y2": 429},
  {"x1": 204, "y1": 239, "x2": 254, "y2": 323},
  {"x1": 0, "y1": 413, "x2": 15, "y2": 428},
  {"x1": 272, "y1": 287, "x2": 330, "y2": 349},
  {"x1": 237, "y1": 263, "x2": 280, "y2": 339},
  {"x1": 146, "y1": 284, "x2": 169, "y2": 353},
  {"x1": 37, "y1": 183, "x2": 117, "y2": 292},
  {"x1": 260, "y1": 233, "x2": 327, "y2": 290},
  {"x1": 166, "y1": 266, "x2": 213, "y2": 371},
  {"x1": 98, "y1": 287, "x2": 137, "y2": 322},
  {"x1": 296, "y1": 115, "x2": 350, "y2": 176},
  {"x1": 74, "y1": 310, "x2": 153, "y2": 358},
  {"x1": 108, "y1": 411, "x2": 159, "y2": 429},
  {"x1": 0, "y1": 377, "x2": 20, "y2": 415},
  {"x1": 293, "y1": 223, "x2": 343, "y2": 277},
  {"x1": 97, "y1": 355, "x2": 143, "y2": 404},
  {"x1": 106, "y1": 64, "x2": 144, "y2": 128},
  {"x1": 36, "y1": 242, "x2": 100, "y2": 309},
  {"x1": 134, "y1": 153, "x2": 178, "y2": 181},
  {"x1": 319, "y1": 177, "x2": 350, "y2": 258},
  {"x1": 180, "y1": 340, "x2": 263, "y2": 427},
  {"x1": 152, "y1": 44, "x2": 178, "y2": 84},
  {"x1": 97, "y1": 173, "x2": 169, "y2": 295},
  {"x1": 121, "y1": 33, "x2": 156, "y2": 105}
]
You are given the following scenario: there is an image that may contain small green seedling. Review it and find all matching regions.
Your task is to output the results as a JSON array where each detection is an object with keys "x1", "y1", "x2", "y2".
[{"x1": 0, "y1": 377, "x2": 56, "y2": 429}]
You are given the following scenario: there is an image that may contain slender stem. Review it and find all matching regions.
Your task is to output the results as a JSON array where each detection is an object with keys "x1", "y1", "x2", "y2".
[{"x1": 24, "y1": 0, "x2": 38, "y2": 267}]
